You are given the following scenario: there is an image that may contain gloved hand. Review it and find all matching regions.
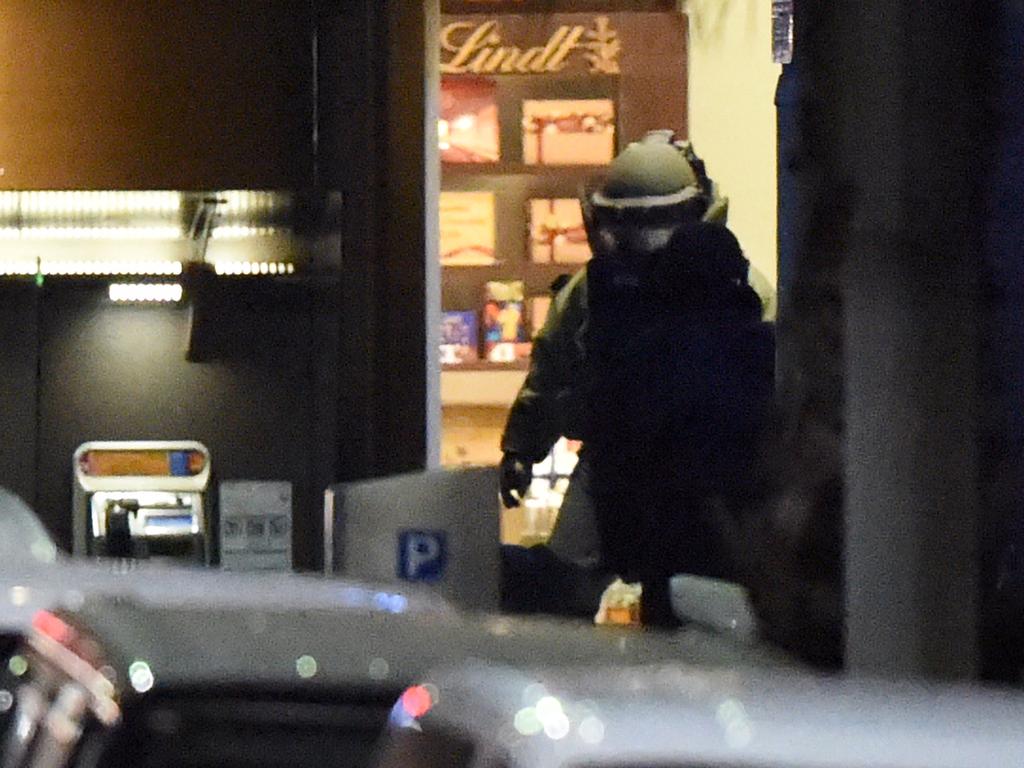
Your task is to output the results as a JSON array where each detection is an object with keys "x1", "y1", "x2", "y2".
[{"x1": 499, "y1": 452, "x2": 533, "y2": 508}]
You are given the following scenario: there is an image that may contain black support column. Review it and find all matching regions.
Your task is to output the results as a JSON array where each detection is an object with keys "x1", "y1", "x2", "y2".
[
  {"x1": 976, "y1": 1, "x2": 1024, "y2": 681},
  {"x1": 320, "y1": 0, "x2": 441, "y2": 479},
  {"x1": 375, "y1": 0, "x2": 442, "y2": 473}
]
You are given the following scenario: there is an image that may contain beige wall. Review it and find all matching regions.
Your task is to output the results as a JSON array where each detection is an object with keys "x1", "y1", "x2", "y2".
[{"x1": 684, "y1": 0, "x2": 780, "y2": 287}]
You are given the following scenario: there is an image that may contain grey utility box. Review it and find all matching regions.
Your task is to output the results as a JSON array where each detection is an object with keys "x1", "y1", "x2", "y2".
[
  {"x1": 219, "y1": 480, "x2": 293, "y2": 572},
  {"x1": 323, "y1": 467, "x2": 501, "y2": 611}
]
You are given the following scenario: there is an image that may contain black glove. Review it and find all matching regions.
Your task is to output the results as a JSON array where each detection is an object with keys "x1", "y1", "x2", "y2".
[{"x1": 499, "y1": 452, "x2": 533, "y2": 508}]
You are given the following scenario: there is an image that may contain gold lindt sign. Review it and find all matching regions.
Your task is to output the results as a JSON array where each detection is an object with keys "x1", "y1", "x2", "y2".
[{"x1": 441, "y1": 17, "x2": 621, "y2": 75}]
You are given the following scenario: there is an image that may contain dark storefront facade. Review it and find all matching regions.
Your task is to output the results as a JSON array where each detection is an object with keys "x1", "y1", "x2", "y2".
[
  {"x1": 0, "y1": 0, "x2": 689, "y2": 569},
  {"x1": 0, "y1": 0, "x2": 684, "y2": 569},
  {"x1": 0, "y1": 1, "x2": 426, "y2": 569}
]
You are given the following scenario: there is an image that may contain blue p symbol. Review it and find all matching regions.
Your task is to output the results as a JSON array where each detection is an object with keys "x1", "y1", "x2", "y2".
[{"x1": 398, "y1": 530, "x2": 447, "y2": 582}]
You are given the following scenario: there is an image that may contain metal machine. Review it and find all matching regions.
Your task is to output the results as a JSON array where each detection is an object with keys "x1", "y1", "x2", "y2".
[
  {"x1": 72, "y1": 440, "x2": 212, "y2": 563},
  {"x1": 323, "y1": 467, "x2": 501, "y2": 611}
]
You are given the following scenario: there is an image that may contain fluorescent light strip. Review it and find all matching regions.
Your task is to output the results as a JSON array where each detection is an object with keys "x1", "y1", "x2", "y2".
[
  {"x1": 42, "y1": 261, "x2": 183, "y2": 276},
  {"x1": 0, "y1": 193, "x2": 18, "y2": 216},
  {"x1": 210, "y1": 225, "x2": 278, "y2": 239},
  {"x1": 219, "y1": 190, "x2": 277, "y2": 216},
  {"x1": 0, "y1": 265, "x2": 36, "y2": 276},
  {"x1": 19, "y1": 191, "x2": 181, "y2": 215},
  {"x1": 108, "y1": 283, "x2": 183, "y2": 303},
  {"x1": 15, "y1": 226, "x2": 182, "y2": 240},
  {"x1": 213, "y1": 261, "x2": 295, "y2": 276}
]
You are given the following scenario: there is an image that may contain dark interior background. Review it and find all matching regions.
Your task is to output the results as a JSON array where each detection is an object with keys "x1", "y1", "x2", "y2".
[
  {"x1": 0, "y1": 279, "x2": 338, "y2": 570},
  {"x1": 0, "y1": 0, "x2": 689, "y2": 568}
]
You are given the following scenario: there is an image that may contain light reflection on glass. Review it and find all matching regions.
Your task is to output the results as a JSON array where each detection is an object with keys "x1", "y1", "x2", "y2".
[
  {"x1": 369, "y1": 657, "x2": 390, "y2": 679},
  {"x1": 128, "y1": 660, "x2": 155, "y2": 693},
  {"x1": 372, "y1": 592, "x2": 409, "y2": 614},
  {"x1": 400, "y1": 685, "x2": 433, "y2": 718},
  {"x1": 578, "y1": 715, "x2": 605, "y2": 744},
  {"x1": 514, "y1": 707, "x2": 542, "y2": 736},
  {"x1": 716, "y1": 698, "x2": 754, "y2": 749},
  {"x1": 535, "y1": 696, "x2": 562, "y2": 721},
  {"x1": 8, "y1": 656, "x2": 28, "y2": 677},
  {"x1": 542, "y1": 711, "x2": 570, "y2": 741},
  {"x1": 296, "y1": 655, "x2": 318, "y2": 679},
  {"x1": 522, "y1": 682, "x2": 547, "y2": 706},
  {"x1": 514, "y1": 695, "x2": 572, "y2": 741}
]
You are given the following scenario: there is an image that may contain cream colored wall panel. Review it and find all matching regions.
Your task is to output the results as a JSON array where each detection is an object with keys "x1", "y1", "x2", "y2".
[{"x1": 685, "y1": 0, "x2": 780, "y2": 288}]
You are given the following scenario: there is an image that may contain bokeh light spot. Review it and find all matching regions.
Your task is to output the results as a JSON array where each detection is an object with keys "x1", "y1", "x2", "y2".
[
  {"x1": 129, "y1": 660, "x2": 155, "y2": 693},
  {"x1": 296, "y1": 655, "x2": 318, "y2": 679}
]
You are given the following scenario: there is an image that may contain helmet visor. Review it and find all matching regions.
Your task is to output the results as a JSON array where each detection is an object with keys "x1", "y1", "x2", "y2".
[{"x1": 581, "y1": 181, "x2": 709, "y2": 258}]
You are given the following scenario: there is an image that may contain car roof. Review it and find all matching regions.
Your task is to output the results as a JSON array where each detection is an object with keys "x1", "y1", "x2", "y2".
[
  {"x1": 46, "y1": 594, "x2": 792, "y2": 698},
  {"x1": 411, "y1": 661, "x2": 1024, "y2": 768},
  {"x1": 0, "y1": 488, "x2": 60, "y2": 567},
  {"x1": 0, "y1": 558, "x2": 452, "y2": 637}
]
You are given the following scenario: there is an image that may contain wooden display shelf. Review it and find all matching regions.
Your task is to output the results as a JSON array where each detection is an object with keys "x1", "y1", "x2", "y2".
[
  {"x1": 442, "y1": 162, "x2": 609, "y2": 177},
  {"x1": 442, "y1": 359, "x2": 529, "y2": 372}
]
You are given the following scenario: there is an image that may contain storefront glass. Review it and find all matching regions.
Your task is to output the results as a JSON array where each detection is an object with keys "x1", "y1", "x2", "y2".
[{"x1": 436, "y1": 5, "x2": 689, "y2": 545}]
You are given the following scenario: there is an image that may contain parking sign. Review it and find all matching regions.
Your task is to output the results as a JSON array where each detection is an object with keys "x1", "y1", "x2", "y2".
[{"x1": 398, "y1": 530, "x2": 447, "y2": 582}]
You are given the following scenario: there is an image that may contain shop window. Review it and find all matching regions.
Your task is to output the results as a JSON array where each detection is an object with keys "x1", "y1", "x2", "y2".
[{"x1": 437, "y1": 8, "x2": 688, "y2": 548}]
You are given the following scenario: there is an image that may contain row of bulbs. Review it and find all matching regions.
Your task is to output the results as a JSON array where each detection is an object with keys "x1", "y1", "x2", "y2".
[
  {"x1": 0, "y1": 261, "x2": 295, "y2": 277},
  {"x1": 0, "y1": 225, "x2": 280, "y2": 240},
  {"x1": 108, "y1": 284, "x2": 183, "y2": 303},
  {"x1": 0, "y1": 191, "x2": 280, "y2": 217}
]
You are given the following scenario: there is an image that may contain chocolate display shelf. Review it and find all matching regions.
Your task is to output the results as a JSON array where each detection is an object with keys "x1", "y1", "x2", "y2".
[
  {"x1": 441, "y1": 162, "x2": 609, "y2": 177},
  {"x1": 439, "y1": 8, "x2": 687, "y2": 368},
  {"x1": 442, "y1": 359, "x2": 530, "y2": 372},
  {"x1": 443, "y1": 1, "x2": 676, "y2": 12}
]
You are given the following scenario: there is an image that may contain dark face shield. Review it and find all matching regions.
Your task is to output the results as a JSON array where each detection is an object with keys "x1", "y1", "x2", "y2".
[
  {"x1": 581, "y1": 183, "x2": 709, "y2": 259},
  {"x1": 591, "y1": 222, "x2": 676, "y2": 258}
]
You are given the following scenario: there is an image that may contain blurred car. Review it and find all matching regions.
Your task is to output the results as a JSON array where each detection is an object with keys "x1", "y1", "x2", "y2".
[
  {"x1": 0, "y1": 479, "x2": 453, "y2": 645},
  {"x1": 0, "y1": 544, "x2": 460, "y2": 765},
  {"x1": 0, "y1": 485, "x2": 461, "y2": 765},
  {"x1": 0, "y1": 511, "x2": 452, "y2": 658},
  {"x1": 373, "y1": 660, "x2": 1024, "y2": 768},
  {"x1": 0, "y1": 485, "x2": 797, "y2": 768},
  {"x1": 0, "y1": 488, "x2": 63, "y2": 652},
  {"x1": 0, "y1": 588, "x2": 790, "y2": 768},
  {"x1": 0, "y1": 488, "x2": 60, "y2": 567},
  {"x1": 669, "y1": 573, "x2": 759, "y2": 641}
]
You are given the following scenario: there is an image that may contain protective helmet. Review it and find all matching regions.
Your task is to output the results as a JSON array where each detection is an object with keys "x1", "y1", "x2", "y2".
[
  {"x1": 604, "y1": 135, "x2": 698, "y2": 196},
  {"x1": 581, "y1": 130, "x2": 727, "y2": 258}
]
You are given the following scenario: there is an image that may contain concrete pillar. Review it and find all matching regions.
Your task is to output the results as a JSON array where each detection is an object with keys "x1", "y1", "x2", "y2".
[{"x1": 832, "y1": 2, "x2": 987, "y2": 679}]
